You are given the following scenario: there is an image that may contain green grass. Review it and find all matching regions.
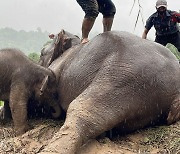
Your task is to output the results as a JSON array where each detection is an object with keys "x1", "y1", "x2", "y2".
[
  {"x1": 0, "y1": 101, "x2": 4, "y2": 106},
  {"x1": 166, "y1": 43, "x2": 180, "y2": 60}
]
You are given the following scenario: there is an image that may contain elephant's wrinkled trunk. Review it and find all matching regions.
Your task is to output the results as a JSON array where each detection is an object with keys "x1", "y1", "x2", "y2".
[{"x1": 50, "y1": 103, "x2": 61, "y2": 118}]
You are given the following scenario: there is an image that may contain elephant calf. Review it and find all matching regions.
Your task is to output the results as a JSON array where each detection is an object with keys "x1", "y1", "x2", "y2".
[{"x1": 0, "y1": 48, "x2": 60, "y2": 135}]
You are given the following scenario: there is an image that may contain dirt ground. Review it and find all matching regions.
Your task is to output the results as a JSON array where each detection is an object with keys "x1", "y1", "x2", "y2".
[{"x1": 0, "y1": 119, "x2": 179, "y2": 154}]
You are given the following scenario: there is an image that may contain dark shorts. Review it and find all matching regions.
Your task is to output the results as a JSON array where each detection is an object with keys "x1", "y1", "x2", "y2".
[
  {"x1": 76, "y1": 0, "x2": 116, "y2": 18},
  {"x1": 155, "y1": 31, "x2": 180, "y2": 52}
]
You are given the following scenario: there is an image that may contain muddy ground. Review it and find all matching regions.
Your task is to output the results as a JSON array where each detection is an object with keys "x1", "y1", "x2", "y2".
[{"x1": 0, "y1": 119, "x2": 179, "y2": 154}]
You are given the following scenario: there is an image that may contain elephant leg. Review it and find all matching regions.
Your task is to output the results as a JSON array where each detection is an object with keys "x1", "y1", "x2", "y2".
[
  {"x1": 167, "y1": 95, "x2": 180, "y2": 125},
  {"x1": 9, "y1": 84, "x2": 29, "y2": 135},
  {"x1": 39, "y1": 85, "x2": 126, "y2": 154},
  {"x1": 0, "y1": 101, "x2": 12, "y2": 124}
]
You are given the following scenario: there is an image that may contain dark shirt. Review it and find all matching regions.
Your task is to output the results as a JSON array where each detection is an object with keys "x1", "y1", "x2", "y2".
[{"x1": 145, "y1": 10, "x2": 180, "y2": 36}]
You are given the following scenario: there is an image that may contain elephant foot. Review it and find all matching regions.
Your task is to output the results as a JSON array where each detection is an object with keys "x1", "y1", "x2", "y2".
[
  {"x1": 15, "y1": 124, "x2": 32, "y2": 136},
  {"x1": 167, "y1": 97, "x2": 180, "y2": 125},
  {"x1": 38, "y1": 124, "x2": 82, "y2": 154}
]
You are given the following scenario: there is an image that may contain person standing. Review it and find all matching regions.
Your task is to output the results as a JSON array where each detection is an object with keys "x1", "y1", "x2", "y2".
[
  {"x1": 142, "y1": 0, "x2": 180, "y2": 51},
  {"x1": 77, "y1": 0, "x2": 116, "y2": 44}
]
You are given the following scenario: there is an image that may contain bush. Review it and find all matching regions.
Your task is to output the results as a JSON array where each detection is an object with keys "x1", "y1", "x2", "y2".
[
  {"x1": 0, "y1": 101, "x2": 4, "y2": 106},
  {"x1": 166, "y1": 43, "x2": 180, "y2": 60},
  {"x1": 28, "y1": 52, "x2": 40, "y2": 63}
]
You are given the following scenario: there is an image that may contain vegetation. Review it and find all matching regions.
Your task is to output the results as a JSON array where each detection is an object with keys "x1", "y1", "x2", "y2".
[
  {"x1": 0, "y1": 27, "x2": 50, "y2": 55},
  {"x1": 166, "y1": 43, "x2": 180, "y2": 60},
  {"x1": 0, "y1": 101, "x2": 4, "y2": 106},
  {"x1": 28, "y1": 52, "x2": 40, "y2": 63}
]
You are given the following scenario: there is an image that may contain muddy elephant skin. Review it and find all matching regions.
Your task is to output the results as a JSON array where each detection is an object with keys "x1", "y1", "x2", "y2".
[
  {"x1": 40, "y1": 31, "x2": 180, "y2": 154},
  {"x1": 0, "y1": 48, "x2": 61, "y2": 135}
]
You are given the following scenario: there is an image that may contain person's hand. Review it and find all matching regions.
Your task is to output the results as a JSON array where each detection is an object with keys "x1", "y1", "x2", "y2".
[{"x1": 49, "y1": 34, "x2": 55, "y2": 39}]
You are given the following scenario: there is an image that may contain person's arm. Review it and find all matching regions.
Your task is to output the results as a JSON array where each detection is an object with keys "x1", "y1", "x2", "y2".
[
  {"x1": 142, "y1": 14, "x2": 154, "y2": 39},
  {"x1": 142, "y1": 28, "x2": 149, "y2": 39}
]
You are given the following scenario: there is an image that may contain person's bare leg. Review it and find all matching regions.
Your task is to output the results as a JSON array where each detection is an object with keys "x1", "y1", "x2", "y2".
[
  {"x1": 103, "y1": 17, "x2": 114, "y2": 32},
  {"x1": 81, "y1": 18, "x2": 95, "y2": 44}
]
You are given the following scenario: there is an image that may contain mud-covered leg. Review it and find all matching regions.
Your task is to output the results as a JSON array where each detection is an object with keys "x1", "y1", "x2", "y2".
[
  {"x1": 167, "y1": 95, "x2": 180, "y2": 124},
  {"x1": 39, "y1": 86, "x2": 123, "y2": 154},
  {"x1": 9, "y1": 84, "x2": 29, "y2": 135}
]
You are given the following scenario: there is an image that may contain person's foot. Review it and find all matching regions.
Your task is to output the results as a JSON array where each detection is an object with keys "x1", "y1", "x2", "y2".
[{"x1": 81, "y1": 38, "x2": 89, "y2": 44}]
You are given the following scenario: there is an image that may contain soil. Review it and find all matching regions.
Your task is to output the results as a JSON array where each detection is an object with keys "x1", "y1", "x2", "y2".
[{"x1": 0, "y1": 119, "x2": 179, "y2": 154}]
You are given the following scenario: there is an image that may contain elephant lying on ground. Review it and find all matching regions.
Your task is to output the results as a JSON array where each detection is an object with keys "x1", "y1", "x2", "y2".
[
  {"x1": 0, "y1": 48, "x2": 61, "y2": 135},
  {"x1": 39, "y1": 30, "x2": 180, "y2": 154}
]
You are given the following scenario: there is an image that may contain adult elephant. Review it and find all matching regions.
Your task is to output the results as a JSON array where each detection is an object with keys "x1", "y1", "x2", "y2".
[
  {"x1": 0, "y1": 48, "x2": 61, "y2": 135},
  {"x1": 39, "y1": 30, "x2": 180, "y2": 154}
]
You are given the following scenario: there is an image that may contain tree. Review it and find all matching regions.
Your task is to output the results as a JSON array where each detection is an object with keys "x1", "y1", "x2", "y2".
[
  {"x1": 0, "y1": 28, "x2": 49, "y2": 55},
  {"x1": 130, "y1": 0, "x2": 144, "y2": 30}
]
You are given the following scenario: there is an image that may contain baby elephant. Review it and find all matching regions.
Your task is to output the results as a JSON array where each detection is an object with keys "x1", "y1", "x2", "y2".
[{"x1": 0, "y1": 48, "x2": 61, "y2": 135}]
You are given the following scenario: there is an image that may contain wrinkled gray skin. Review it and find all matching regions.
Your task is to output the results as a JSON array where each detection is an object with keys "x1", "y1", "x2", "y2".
[
  {"x1": 0, "y1": 48, "x2": 61, "y2": 135},
  {"x1": 39, "y1": 29, "x2": 80, "y2": 67},
  {"x1": 39, "y1": 31, "x2": 180, "y2": 154}
]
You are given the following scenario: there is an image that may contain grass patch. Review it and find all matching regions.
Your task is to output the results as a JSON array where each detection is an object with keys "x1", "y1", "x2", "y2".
[
  {"x1": 166, "y1": 43, "x2": 180, "y2": 60},
  {"x1": 140, "y1": 123, "x2": 180, "y2": 153},
  {"x1": 0, "y1": 101, "x2": 4, "y2": 106}
]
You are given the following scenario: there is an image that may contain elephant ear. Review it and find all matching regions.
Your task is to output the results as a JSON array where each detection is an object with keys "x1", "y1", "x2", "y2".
[
  {"x1": 60, "y1": 29, "x2": 74, "y2": 51},
  {"x1": 40, "y1": 76, "x2": 49, "y2": 96},
  {"x1": 61, "y1": 29, "x2": 65, "y2": 35}
]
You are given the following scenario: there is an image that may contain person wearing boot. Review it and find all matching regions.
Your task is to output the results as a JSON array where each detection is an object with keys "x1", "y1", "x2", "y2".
[
  {"x1": 142, "y1": 0, "x2": 180, "y2": 51},
  {"x1": 77, "y1": 0, "x2": 116, "y2": 44}
]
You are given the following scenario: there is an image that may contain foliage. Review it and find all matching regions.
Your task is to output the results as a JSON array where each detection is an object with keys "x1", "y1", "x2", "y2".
[
  {"x1": 139, "y1": 124, "x2": 180, "y2": 153},
  {"x1": 0, "y1": 101, "x2": 4, "y2": 106},
  {"x1": 28, "y1": 52, "x2": 40, "y2": 63},
  {"x1": 0, "y1": 27, "x2": 50, "y2": 55},
  {"x1": 166, "y1": 43, "x2": 180, "y2": 60}
]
